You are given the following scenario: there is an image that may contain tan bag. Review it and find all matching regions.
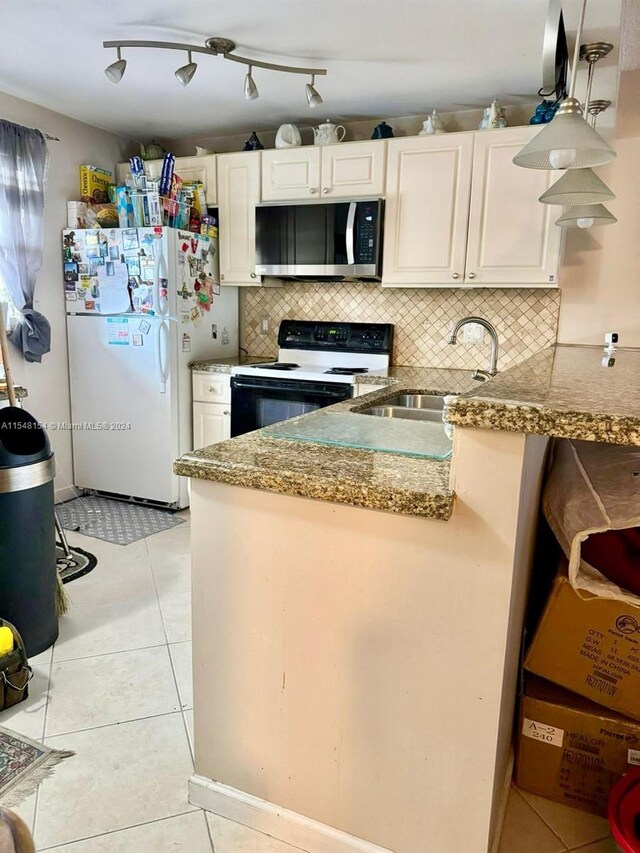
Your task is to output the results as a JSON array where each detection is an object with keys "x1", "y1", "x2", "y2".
[{"x1": 0, "y1": 620, "x2": 33, "y2": 712}]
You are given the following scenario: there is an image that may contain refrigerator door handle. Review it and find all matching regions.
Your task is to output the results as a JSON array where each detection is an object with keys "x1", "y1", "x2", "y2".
[
  {"x1": 154, "y1": 242, "x2": 170, "y2": 318},
  {"x1": 156, "y1": 320, "x2": 170, "y2": 393}
]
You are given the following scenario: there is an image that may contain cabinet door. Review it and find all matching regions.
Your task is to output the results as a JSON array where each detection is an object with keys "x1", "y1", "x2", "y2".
[
  {"x1": 320, "y1": 141, "x2": 386, "y2": 198},
  {"x1": 193, "y1": 401, "x2": 230, "y2": 449},
  {"x1": 115, "y1": 156, "x2": 217, "y2": 204},
  {"x1": 464, "y1": 127, "x2": 562, "y2": 286},
  {"x1": 217, "y1": 152, "x2": 261, "y2": 285},
  {"x1": 261, "y1": 148, "x2": 321, "y2": 201},
  {"x1": 382, "y1": 134, "x2": 474, "y2": 286}
]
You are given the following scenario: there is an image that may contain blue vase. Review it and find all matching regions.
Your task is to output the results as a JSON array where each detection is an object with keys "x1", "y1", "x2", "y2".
[{"x1": 371, "y1": 121, "x2": 394, "y2": 139}]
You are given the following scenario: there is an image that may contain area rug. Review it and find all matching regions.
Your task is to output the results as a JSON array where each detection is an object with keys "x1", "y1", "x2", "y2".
[
  {"x1": 56, "y1": 495, "x2": 185, "y2": 546},
  {"x1": 56, "y1": 543, "x2": 97, "y2": 584},
  {"x1": 0, "y1": 727, "x2": 73, "y2": 807}
]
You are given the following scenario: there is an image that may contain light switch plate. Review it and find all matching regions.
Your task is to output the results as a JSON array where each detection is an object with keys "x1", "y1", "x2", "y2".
[{"x1": 463, "y1": 323, "x2": 485, "y2": 344}]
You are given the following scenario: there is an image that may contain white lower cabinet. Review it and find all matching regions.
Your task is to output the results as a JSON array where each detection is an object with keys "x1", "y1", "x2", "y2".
[
  {"x1": 354, "y1": 384, "x2": 389, "y2": 397},
  {"x1": 193, "y1": 402, "x2": 231, "y2": 448}
]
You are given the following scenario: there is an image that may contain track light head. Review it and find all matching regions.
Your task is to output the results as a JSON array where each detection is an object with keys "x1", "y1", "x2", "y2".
[
  {"x1": 305, "y1": 75, "x2": 323, "y2": 108},
  {"x1": 105, "y1": 48, "x2": 127, "y2": 84},
  {"x1": 244, "y1": 66, "x2": 259, "y2": 100},
  {"x1": 175, "y1": 51, "x2": 198, "y2": 86}
]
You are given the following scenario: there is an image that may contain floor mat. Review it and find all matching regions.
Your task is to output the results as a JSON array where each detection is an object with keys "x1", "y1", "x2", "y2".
[
  {"x1": 0, "y1": 726, "x2": 73, "y2": 808},
  {"x1": 56, "y1": 496, "x2": 185, "y2": 546},
  {"x1": 56, "y1": 543, "x2": 97, "y2": 584}
]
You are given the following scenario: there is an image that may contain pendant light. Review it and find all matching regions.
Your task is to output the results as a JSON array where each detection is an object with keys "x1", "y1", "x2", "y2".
[
  {"x1": 105, "y1": 48, "x2": 127, "y2": 83},
  {"x1": 539, "y1": 40, "x2": 615, "y2": 206},
  {"x1": 305, "y1": 75, "x2": 323, "y2": 108},
  {"x1": 513, "y1": 0, "x2": 616, "y2": 170},
  {"x1": 244, "y1": 66, "x2": 259, "y2": 100},
  {"x1": 555, "y1": 203, "x2": 617, "y2": 228},
  {"x1": 175, "y1": 52, "x2": 198, "y2": 86}
]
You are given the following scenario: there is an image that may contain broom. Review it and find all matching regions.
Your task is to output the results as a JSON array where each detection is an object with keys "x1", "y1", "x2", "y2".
[{"x1": 0, "y1": 303, "x2": 69, "y2": 615}]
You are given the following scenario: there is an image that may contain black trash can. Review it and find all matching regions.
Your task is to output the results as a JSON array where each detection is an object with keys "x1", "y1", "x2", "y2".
[{"x1": 0, "y1": 406, "x2": 57, "y2": 656}]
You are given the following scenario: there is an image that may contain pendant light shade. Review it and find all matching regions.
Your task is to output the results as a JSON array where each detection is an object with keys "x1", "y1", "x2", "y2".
[
  {"x1": 513, "y1": 98, "x2": 616, "y2": 169},
  {"x1": 105, "y1": 48, "x2": 127, "y2": 83},
  {"x1": 539, "y1": 167, "x2": 615, "y2": 205},
  {"x1": 244, "y1": 67, "x2": 259, "y2": 100},
  {"x1": 305, "y1": 75, "x2": 323, "y2": 108},
  {"x1": 555, "y1": 203, "x2": 617, "y2": 228},
  {"x1": 175, "y1": 52, "x2": 197, "y2": 86}
]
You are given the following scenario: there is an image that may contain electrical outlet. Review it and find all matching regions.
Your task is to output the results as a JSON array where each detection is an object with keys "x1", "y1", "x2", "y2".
[
  {"x1": 463, "y1": 323, "x2": 485, "y2": 344},
  {"x1": 260, "y1": 316, "x2": 271, "y2": 334}
]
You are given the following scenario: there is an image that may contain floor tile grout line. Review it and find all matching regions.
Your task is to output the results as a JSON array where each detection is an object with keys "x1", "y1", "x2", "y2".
[
  {"x1": 43, "y1": 707, "x2": 186, "y2": 742},
  {"x1": 37, "y1": 806, "x2": 202, "y2": 850},
  {"x1": 567, "y1": 837, "x2": 616, "y2": 851},
  {"x1": 51, "y1": 640, "x2": 171, "y2": 666},
  {"x1": 201, "y1": 807, "x2": 216, "y2": 853},
  {"x1": 518, "y1": 788, "x2": 614, "y2": 850},
  {"x1": 512, "y1": 789, "x2": 570, "y2": 849}
]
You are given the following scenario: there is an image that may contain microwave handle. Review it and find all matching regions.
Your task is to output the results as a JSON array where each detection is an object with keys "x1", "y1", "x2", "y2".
[{"x1": 345, "y1": 202, "x2": 357, "y2": 265}]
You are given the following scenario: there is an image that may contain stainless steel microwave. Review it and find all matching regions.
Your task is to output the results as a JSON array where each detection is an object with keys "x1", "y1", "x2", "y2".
[{"x1": 255, "y1": 199, "x2": 384, "y2": 280}]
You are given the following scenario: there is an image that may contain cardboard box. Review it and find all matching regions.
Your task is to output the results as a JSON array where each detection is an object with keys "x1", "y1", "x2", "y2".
[
  {"x1": 80, "y1": 165, "x2": 113, "y2": 204},
  {"x1": 525, "y1": 569, "x2": 640, "y2": 721},
  {"x1": 516, "y1": 677, "x2": 640, "y2": 816}
]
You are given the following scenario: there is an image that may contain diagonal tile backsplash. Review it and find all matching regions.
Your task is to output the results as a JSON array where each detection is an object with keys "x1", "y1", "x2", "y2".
[{"x1": 241, "y1": 283, "x2": 560, "y2": 370}]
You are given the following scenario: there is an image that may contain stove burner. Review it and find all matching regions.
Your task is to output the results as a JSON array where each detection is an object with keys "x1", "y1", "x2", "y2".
[
  {"x1": 324, "y1": 367, "x2": 369, "y2": 375},
  {"x1": 263, "y1": 362, "x2": 299, "y2": 371}
]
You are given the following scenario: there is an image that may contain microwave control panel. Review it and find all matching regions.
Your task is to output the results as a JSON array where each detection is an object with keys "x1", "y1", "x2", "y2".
[{"x1": 355, "y1": 202, "x2": 379, "y2": 264}]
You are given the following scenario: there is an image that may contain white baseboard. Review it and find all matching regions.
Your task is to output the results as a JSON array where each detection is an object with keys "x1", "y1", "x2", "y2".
[
  {"x1": 189, "y1": 774, "x2": 393, "y2": 853},
  {"x1": 55, "y1": 485, "x2": 78, "y2": 504}
]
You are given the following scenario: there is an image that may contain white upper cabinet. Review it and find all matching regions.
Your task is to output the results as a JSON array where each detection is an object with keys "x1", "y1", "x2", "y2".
[
  {"x1": 464, "y1": 127, "x2": 562, "y2": 286},
  {"x1": 116, "y1": 155, "x2": 218, "y2": 205},
  {"x1": 320, "y1": 141, "x2": 386, "y2": 198},
  {"x1": 382, "y1": 134, "x2": 474, "y2": 286},
  {"x1": 260, "y1": 141, "x2": 386, "y2": 202},
  {"x1": 261, "y1": 147, "x2": 321, "y2": 201},
  {"x1": 217, "y1": 151, "x2": 261, "y2": 286}
]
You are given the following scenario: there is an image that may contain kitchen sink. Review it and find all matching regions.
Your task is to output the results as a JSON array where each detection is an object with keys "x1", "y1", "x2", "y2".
[
  {"x1": 359, "y1": 393, "x2": 446, "y2": 422},
  {"x1": 360, "y1": 406, "x2": 444, "y2": 422},
  {"x1": 382, "y1": 394, "x2": 446, "y2": 411}
]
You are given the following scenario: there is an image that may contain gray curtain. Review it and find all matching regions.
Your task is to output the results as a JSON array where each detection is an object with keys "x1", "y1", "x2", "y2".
[{"x1": 0, "y1": 119, "x2": 51, "y2": 362}]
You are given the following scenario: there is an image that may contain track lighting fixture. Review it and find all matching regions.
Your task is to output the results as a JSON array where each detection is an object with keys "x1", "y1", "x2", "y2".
[
  {"x1": 175, "y1": 51, "x2": 198, "y2": 86},
  {"x1": 244, "y1": 66, "x2": 259, "y2": 100},
  {"x1": 305, "y1": 75, "x2": 323, "y2": 108},
  {"x1": 104, "y1": 47, "x2": 127, "y2": 84},
  {"x1": 102, "y1": 36, "x2": 327, "y2": 106}
]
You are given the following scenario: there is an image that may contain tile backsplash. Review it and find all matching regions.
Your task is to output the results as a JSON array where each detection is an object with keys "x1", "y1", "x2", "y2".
[{"x1": 241, "y1": 283, "x2": 560, "y2": 371}]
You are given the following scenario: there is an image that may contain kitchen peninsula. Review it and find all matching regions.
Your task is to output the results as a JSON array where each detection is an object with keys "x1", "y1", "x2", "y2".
[{"x1": 175, "y1": 345, "x2": 640, "y2": 853}]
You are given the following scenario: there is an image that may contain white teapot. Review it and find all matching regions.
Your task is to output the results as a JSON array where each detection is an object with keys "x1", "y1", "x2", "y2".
[
  {"x1": 313, "y1": 120, "x2": 346, "y2": 146},
  {"x1": 275, "y1": 124, "x2": 302, "y2": 148}
]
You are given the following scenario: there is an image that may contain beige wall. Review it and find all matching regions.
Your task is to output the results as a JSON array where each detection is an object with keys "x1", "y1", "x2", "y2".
[
  {"x1": 558, "y1": 70, "x2": 640, "y2": 347},
  {"x1": 0, "y1": 91, "x2": 133, "y2": 498}
]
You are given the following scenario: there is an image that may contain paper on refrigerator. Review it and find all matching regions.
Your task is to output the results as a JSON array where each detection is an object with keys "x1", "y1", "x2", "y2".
[{"x1": 97, "y1": 262, "x2": 130, "y2": 314}]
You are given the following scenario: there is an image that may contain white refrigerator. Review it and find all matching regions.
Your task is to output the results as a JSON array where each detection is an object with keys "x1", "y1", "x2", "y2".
[{"x1": 63, "y1": 226, "x2": 238, "y2": 508}]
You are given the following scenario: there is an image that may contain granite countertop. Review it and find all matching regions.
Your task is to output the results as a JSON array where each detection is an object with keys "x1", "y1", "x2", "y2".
[
  {"x1": 0, "y1": 384, "x2": 28, "y2": 402},
  {"x1": 175, "y1": 367, "x2": 476, "y2": 520},
  {"x1": 190, "y1": 355, "x2": 273, "y2": 373},
  {"x1": 445, "y1": 345, "x2": 640, "y2": 446}
]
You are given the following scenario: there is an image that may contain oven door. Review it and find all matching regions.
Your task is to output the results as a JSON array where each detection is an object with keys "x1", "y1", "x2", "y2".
[{"x1": 231, "y1": 376, "x2": 353, "y2": 437}]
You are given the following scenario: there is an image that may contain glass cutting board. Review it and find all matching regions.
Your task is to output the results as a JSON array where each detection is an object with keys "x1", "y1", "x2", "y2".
[{"x1": 264, "y1": 411, "x2": 452, "y2": 460}]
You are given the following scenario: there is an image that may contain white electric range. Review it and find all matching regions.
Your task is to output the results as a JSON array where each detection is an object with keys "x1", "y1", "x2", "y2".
[{"x1": 230, "y1": 320, "x2": 394, "y2": 436}]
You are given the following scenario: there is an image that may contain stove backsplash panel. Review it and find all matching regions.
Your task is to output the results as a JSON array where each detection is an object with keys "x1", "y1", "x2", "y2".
[{"x1": 240, "y1": 284, "x2": 560, "y2": 371}]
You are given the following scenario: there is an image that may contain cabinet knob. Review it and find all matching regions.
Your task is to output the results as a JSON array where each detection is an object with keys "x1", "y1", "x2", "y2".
[
  {"x1": 208, "y1": 387, "x2": 217, "y2": 393},
  {"x1": 322, "y1": 188, "x2": 329, "y2": 194},
  {"x1": 452, "y1": 273, "x2": 460, "y2": 280},
  {"x1": 468, "y1": 272, "x2": 476, "y2": 279},
  {"x1": 309, "y1": 187, "x2": 317, "y2": 194},
  {"x1": 250, "y1": 272, "x2": 257, "y2": 279},
  {"x1": 223, "y1": 411, "x2": 230, "y2": 416},
  {"x1": 220, "y1": 274, "x2": 225, "y2": 280}
]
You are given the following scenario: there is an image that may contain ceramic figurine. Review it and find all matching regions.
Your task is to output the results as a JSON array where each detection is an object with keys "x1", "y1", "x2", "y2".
[
  {"x1": 312, "y1": 120, "x2": 346, "y2": 146},
  {"x1": 139, "y1": 140, "x2": 167, "y2": 161},
  {"x1": 243, "y1": 131, "x2": 264, "y2": 151},
  {"x1": 275, "y1": 124, "x2": 302, "y2": 148},
  {"x1": 371, "y1": 121, "x2": 394, "y2": 139},
  {"x1": 529, "y1": 99, "x2": 560, "y2": 125},
  {"x1": 419, "y1": 110, "x2": 446, "y2": 135},
  {"x1": 479, "y1": 99, "x2": 508, "y2": 130}
]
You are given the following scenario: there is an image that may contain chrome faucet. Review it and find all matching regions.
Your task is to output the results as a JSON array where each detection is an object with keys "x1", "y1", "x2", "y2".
[{"x1": 448, "y1": 316, "x2": 499, "y2": 382}]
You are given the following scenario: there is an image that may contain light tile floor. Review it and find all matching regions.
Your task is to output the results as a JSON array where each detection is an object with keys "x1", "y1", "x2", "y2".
[{"x1": 0, "y1": 511, "x2": 618, "y2": 852}]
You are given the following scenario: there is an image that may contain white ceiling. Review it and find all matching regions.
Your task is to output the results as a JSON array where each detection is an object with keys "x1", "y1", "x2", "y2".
[{"x1": 0, "y1": 0, "x2": 624, "y2": 140}]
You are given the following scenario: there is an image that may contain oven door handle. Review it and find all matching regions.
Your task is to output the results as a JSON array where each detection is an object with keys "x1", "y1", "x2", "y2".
[
  {"x1": 345, "y1": 202, "x2": 357, "y2": 266},
  {"x1": 232, "y1": 377, "x2": 350, "y2": 397}
]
